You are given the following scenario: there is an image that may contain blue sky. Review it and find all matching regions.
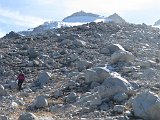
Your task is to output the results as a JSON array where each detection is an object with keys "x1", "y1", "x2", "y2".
[{"x1": 0, "y1": 0, "x2": 160, "y2": 37}]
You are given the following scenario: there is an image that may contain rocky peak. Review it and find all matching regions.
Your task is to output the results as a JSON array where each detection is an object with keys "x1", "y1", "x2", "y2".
[
  {"x1": 154, "y1": 19, "x2": 160, "y2": 26},
  {"x1": 62, "y1": 11, "x2": 100, "y2": 22},
  {"x1": 108, "y1": 13, "x2": 126, "y2": 23}
]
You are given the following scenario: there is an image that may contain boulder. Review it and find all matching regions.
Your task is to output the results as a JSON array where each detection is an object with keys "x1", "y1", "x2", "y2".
[
  {"x1": 37, "y1": 71, "x2": 51, "y2": 86},
  {"x1": 85, "y1": 67, "x2": 110, "y2": 84},
  {"x1": 132, "y1": 91, "x2": 160, "y2": 120},
  {"x1": 18, "y1": 112, "x2": 38, "y2": 120},
  {"x1": 111, "y1": 50, "x2": 134, "y2": 63},
  {"x1": 34, "y1": 95, "x2": 48, "y2": 108},
  {"x1": 66, "y1": 92, "x2": 77, "y2": 103},
  {"x1": 97, "y1": 75, "x2": 133, "y2": 99}
]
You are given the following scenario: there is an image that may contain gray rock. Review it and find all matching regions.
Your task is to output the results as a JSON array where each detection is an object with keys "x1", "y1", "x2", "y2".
[
  {"x1": 132, "y1": 91, "x2": 160, "y2": 120},
  {"x1": 18, "y1": 112, "x2": 38, "y2": 120},
  {"x1": 37, "y1": 71, "x2": 51, "y2": 85},
  {"x1": 66, "y1": 92, "x2": 77, "y2": 103},
  {"x1": 34, "y1": 95, "x2": 48, "y2": 108}
]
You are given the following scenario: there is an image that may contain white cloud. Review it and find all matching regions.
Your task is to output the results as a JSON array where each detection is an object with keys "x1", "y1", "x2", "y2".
[
  {"x1": 0, "y1": 29, "x2": 5, "y2": 38},
  {"x1": 65, "y1": 0, "x2": 156, "y2": 15},
  {"x1": 32, "y1": 0, "x2": 56, "y2": 5},
  {"x1": 0, "y1": 7, "x2": 48, "y2": 28}
]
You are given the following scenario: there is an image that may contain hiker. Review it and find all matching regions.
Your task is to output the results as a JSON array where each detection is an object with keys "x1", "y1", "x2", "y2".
[{"x1": 17, "y1": 70, "x2": 25, "y2": 90}]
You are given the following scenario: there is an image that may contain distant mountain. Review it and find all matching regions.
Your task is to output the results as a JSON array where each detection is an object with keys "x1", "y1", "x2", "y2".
[
  {"x1": 153, "y1": 19, "x2": 160, "y2": 26},
  {"x1": 62, "y1": 11, "x2": 103, "y2": 23},
  {"x1": 107, "y1": 13, "x2": 126, "y2": 23},
  {"x1": 19, "y1": 11, "x2": 126, "y2": 36}
]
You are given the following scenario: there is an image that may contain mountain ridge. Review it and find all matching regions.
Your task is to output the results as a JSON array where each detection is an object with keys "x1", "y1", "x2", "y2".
[{"x1": 18, "y1": 11, "x2": 126, "y2": 36}]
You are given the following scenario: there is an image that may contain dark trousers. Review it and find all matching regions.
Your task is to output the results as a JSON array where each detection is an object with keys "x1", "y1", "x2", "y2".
[{"x1": 18, "y1": 80, "x2": 24, "y2": 90}]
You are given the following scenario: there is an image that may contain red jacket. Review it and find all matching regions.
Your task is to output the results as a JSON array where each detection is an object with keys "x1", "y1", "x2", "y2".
[{"x1": 17, "y1": 73, "x2": 25, "y2": 81}]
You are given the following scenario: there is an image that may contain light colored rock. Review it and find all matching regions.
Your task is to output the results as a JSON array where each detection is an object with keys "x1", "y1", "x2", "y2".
[
  {"x1": 113, "y1": 92, "x2": 128, "y2": 102},
  {"x1": 111, "y1": 50, "x2": 134, "y2": 63},
  {"x1": 85, "y1": 67, "x2": 110, "y2": 84},
  {"x1": 132, "y1": 91, "x2": 160, "y2": 120},
  {"x1": 18, "y1": 112, "x2": 38, "y2": 120},
  {"x1": 34, "y1": 95, "x2": 48, "y2": 108},
  {"x1": 113, "y1": 105, "x2": 125, "y2": 113},
  {"x1": 66, "y1": 92, "x2": 77, "y2": 103},
  {"x1": 97, "y1": 75, "x2": 133, "y2": 99}
]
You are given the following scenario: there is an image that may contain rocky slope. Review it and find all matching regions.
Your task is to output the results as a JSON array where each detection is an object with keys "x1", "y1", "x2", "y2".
[{"x1": 1, "y1": 21, "x2": 160, "y2": 120}]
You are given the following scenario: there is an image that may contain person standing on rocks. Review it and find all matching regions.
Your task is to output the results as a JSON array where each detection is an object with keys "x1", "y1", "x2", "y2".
[{"x1": 17, "y1": 70, "x2": 25, "y2": 91}]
